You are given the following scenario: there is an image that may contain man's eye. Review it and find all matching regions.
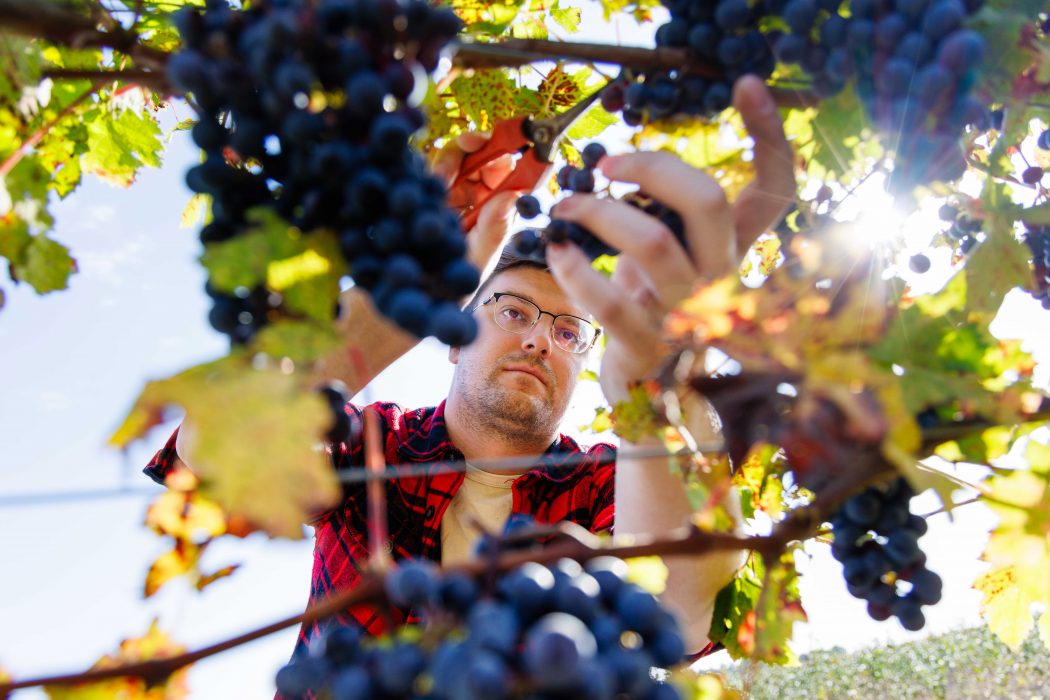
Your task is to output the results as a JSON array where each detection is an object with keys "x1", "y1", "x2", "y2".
[
  {"x1": 501, "y1": 307, "x2": 525, "y2": 321},
  {"x1": 557, "y1": 328, "x2": 581, "y2": 343}
]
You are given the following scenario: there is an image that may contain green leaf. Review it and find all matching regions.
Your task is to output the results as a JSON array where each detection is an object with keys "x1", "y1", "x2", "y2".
[
  {"x1": 81, "y1": 106, "x2": 164, "y2": 186},
  {"x1": 965, "y1": 183, "x2": 1032, "y2": 318},
  {"x1": 449, "y1": 70, "x2": 521, "y2": 131},
  {"x1": 110, "y1": 355, "x2": 340, "y2": 539},
  {"x1": 805, "y1": 85, "x2": 872, "y2": 180},
  {"x1": 451, "y1": 0, "x2": 529, "y2": 34},
  {"x1": 566, "y1": 103, "x2": 618, "y2": 141},
  {"x1": 708, "y1": 555, "x2": 763, "y2": 658},
  {"x1": 201, "y1": 208, "x2": 308, "y2": 291},
  {"x1": 549, "y1": 0, "x2": 582, "y2": 33},
  {"x1": 18, "y1": 233, "x2": 76, "y2": 294},
  {"x1": 746, "y1": 549, "x2": 806, "y2": 663},
  {"x1": 255, "y1": 319, "x2": 341, "y2": 366}
]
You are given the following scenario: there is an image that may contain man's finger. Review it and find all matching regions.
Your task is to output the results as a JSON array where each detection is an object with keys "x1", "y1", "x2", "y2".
[
  {"x1": 731, "y1": 75, "x2": 797, "y2": 249},
  {"x1": 544, "y1": 241, "x2": 661, "y2": 352},
  {"x1": 466, "y1": 190, "x2": 519, "y2": 272},
  {"x1": 597, "y1": 152, "x2": 738, "y2": 279},
  {"x1": 551, "y1": 193, "x2": 696, "y2": 304}
]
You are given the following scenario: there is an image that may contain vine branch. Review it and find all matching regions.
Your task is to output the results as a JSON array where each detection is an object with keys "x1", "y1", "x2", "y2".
[{"x1": 0, "y1": 0, "x2": 169, "y2": 70}]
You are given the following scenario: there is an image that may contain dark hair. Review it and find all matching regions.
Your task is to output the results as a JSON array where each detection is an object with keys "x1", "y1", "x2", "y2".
[{"x1": 464, "y1": 231, "x2": 549, "y2": 310}]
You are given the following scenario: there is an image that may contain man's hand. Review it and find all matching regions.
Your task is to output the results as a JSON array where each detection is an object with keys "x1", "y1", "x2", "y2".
[
  {"x1": 430, "y1": 132, "x2": 522, "y2": 274},
  {"x1": 543, "y1": 76, "x2": 796, "y2": 404}
]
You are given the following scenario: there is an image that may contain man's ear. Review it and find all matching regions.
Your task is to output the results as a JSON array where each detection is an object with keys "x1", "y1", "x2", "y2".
[{"x1": 448, "y1": 345, "x2": 460, "y2": 364}]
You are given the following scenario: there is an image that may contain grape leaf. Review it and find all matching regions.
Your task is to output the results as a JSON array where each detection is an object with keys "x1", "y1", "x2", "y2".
[
  {"x1": 977, "y1": 457, "x2": 1050, "y2": 650},
  {"x1": 81, "y1": 106, "x2": 163, "y2": 186},
  {"x1": 18, "y1": 233, "x2": 75, "y2": 294},
  {"x1": 965, "y1": 183, "x2": 1032, "y2": 318},
  {"x1": 254, "y1": 319, "x2": 341, "y2": 365},
  {"x1": 804, "y1": 86, "x2": 874, "y2": 181},
  {"x1": 448, "y1": 69, "x2": 521, "y2": 132},
  {"x1": 733, "y1": 443, "x2": 787, "y2": 521},
  {"x1": 110, "y1": 355, "x2": 340, "y2": 539},
  {"x1": 671, "y1": 671, "x2": 744, "y2": 700},
  {"x1": 44, "y1": 621, "x2": 189, "y2": 700},
  {"x1": 145, "y1": 540, "x2": 202, "y2": 598},
  {"x1": 565, "y1": 103, "x2": 618, "y2": 141},
  {"x1": 451, "y1": 0, "x2": 529, "y2": 35},
  {"x1": 579, "y1": 405, "x2": 613, "y2": 434},
  {"x1": 708, "y1": 554, "x2": 763, "y2": 659},
  {"x1": 625, "y1": 556, "x2": 668, "y2": 595},
  {"x1": 202, "y1": 209, "x2": 346, "y2": 324},
  {"x1": 549, "y1": 0, "x2": 582, "y2": 33},
  {"x1": 745, "y1": 549, "x2": 805, "y2": 663},
  {"x1": 595, "y1": 0, "x2": 661, "y2": 23}
]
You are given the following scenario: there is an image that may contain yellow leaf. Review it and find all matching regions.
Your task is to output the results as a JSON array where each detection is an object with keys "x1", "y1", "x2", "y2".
[
  {"x1": 976, "y1": 468, "x2": 1050, "y2": 650},
  {"x1": 975, "y1": 566, "x2": 1037, "y2": 651},
  {"x1": 625, "y1": 556, "x2": 668, "y2": 595},
  {"x1": 145, "y1": 542, "x2": 200, "y2": 598},
  {"x1": 672, "y1": 671, "x2": 743, "y2": 700},
  {"x1": 179, "y1": 194, "x2": 207, "y2": 229},
  {"x1": 45, "y1": 621, "x2": 188, "y2": 699},
  {"x1": 146, "y1": 491, "x2": 226, "y2": 541},
  {"x1": 111, "y1": 356, "x2": 340, "y2": 538}
]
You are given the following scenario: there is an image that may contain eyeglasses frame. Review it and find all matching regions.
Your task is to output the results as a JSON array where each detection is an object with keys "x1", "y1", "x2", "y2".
[{"x1": 472, "y1": 292, "x2": 601, "y2": 354}]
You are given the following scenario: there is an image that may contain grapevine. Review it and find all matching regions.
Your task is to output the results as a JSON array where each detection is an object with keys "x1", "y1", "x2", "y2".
[{"x1": 170, "y1": 0, "x2": 480, "y2": 346}]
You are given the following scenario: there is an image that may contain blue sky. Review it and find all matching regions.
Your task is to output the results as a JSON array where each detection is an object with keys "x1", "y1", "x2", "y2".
[{"x1": 2, "y1": 5, "x2": 1048, "y2": 698}]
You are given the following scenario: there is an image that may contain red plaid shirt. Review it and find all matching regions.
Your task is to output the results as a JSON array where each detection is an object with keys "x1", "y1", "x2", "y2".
[
  {"x1": 145, "y1": 400, "x2": 619, "y2": 659},
  {"x1": 147, "y1": 399, "x2": 722, "y2": 672}
]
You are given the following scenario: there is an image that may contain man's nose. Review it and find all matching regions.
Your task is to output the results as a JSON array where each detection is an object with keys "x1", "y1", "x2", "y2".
[{"x1": 521, "y1": 315, "x2": 554, "y2": 357}]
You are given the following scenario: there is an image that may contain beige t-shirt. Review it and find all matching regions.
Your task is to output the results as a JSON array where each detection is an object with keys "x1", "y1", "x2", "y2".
[{"x1": 440, "y1": 463, "x2": 515, "y2": 566}]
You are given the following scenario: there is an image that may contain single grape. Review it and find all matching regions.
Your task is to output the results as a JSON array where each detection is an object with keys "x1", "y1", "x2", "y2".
[
  {"x1": 1022, "y1": 166, "x2": 1044, "y2": 184},
  {"x1": 909, "y1": 253, "x2": 931, "y2": 273},
  {"x1": 515, "y1": 194, "x2": 542, "y2": 219},
  {"x1": 581, "y1": 142, "x2": 608, "y2": 170}
]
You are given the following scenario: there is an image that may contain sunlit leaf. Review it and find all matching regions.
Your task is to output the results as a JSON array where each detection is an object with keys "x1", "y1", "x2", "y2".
[
  {"x1": 111, "y1": 355, "x2": 340, "y2": 538},
  {"x1": 625, "y1": 556, "x2": 668, "y2": 595},
  {"x1": 44, "y1": 621, "x2": 189, "y2": 699}
]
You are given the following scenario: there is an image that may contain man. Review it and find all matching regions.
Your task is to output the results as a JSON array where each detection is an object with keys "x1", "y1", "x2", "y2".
[{"x1": 145, "y1": 74, "x2": 795, "y2": 662}]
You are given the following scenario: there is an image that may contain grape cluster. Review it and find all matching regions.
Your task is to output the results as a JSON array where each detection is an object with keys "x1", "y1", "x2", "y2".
[
  {"x1": 169, "y1": 0, "x2": 479, "y2": 347},
  {"x1": 601, "y1": 0, "x2": 781, "y2": 123},
  {"x1": 829, "y1": 478, "x2": 942, "y2": 631},
  {"x1": 275, "y1": 557, "x2": 689, "y2": 699},
  {"x1": 1023, "y1": 224, "x2": 1050, "y2": 309},
  {"x1": 779, "y1": 0, "x2": 989, "y2": 189},
  {"x1": 937, "y1": 201, "x2": 982, "y2": 256},
  {"x1": 511, "y1": 143, "x2": 689, "y2": 263}
]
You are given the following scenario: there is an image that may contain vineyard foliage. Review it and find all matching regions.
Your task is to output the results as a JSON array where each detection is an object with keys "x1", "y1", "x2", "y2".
[{"x1": 1, "y1": 0, "x2": 1050, "y2": 695}]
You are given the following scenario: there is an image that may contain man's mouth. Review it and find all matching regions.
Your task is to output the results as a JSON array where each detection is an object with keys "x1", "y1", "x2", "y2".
[{"x1": 503, "y1": 364, "x2": 549, "y2": 387}]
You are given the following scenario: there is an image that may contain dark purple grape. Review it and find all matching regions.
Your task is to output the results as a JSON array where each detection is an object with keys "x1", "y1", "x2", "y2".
[
  {"x1": 581, "y1": 142, "x2": 608, "y2": 170},
  {"x1": 515, "y1": 194, "x2": 542, "y2": 219},
  {"x1": 909, "y1": 252, "x2": 931, "y2": 273}
]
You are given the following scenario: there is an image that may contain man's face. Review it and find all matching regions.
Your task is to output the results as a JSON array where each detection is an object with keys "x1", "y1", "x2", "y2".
[{"x1": 448, "y1": 266, "x2": 590, "y2": 441}]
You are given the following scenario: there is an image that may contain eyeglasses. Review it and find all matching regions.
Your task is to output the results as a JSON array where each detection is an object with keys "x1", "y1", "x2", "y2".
[{"x1": 473, "y1": 292, "x2": 600, "y2": 354}]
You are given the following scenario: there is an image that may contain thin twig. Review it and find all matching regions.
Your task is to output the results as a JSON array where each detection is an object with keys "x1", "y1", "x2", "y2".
[{"x1": 0, "y1": 79, "x2": 105, "y2": 178}]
